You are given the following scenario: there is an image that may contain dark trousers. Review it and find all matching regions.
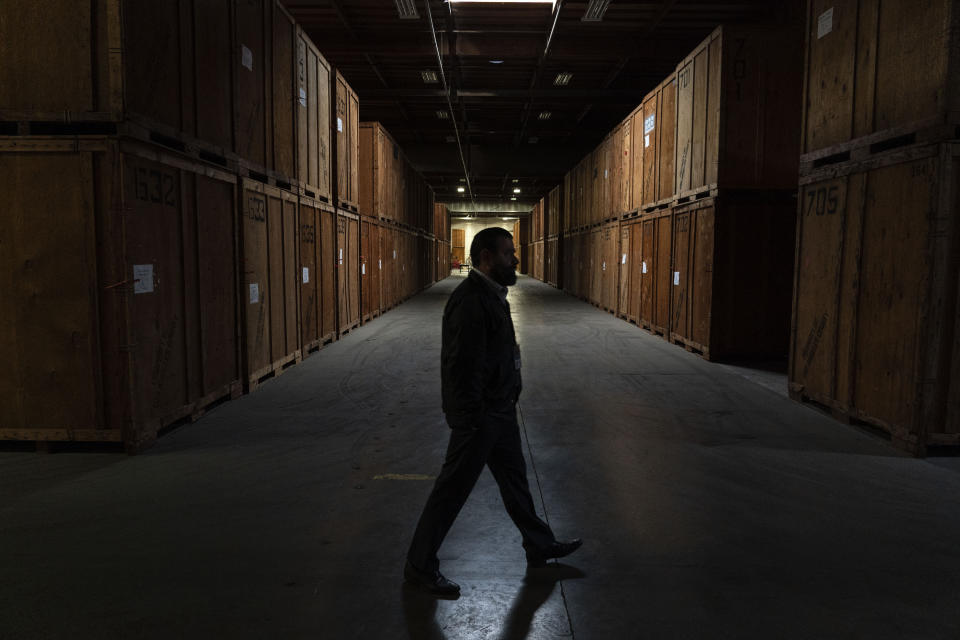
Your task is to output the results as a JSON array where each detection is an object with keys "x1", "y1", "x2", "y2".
[{"x1": 407, "y1": 410, "x2": 556, "y2": 573}]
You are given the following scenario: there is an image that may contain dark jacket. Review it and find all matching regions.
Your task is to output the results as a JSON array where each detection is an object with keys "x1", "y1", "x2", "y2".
[{"x1": 441, "y1": 271, "x2": 521, "y2": 427}]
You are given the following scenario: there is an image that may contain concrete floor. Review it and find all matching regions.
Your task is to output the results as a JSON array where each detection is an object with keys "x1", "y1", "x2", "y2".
[{"x1": 3, "y1": 274, "x2": 960, "y2": 639}]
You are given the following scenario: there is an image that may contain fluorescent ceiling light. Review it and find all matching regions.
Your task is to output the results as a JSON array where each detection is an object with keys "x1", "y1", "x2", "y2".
[
  {"x1": 436, "y1": 110, "x2": 449, "y2": 119},
  {"x1": 511, "y1": 197, "x2": 517, "y2": 201},
  {"x1": 513, "y1": 179, "x2": 519, "y2": 183},
  {"x1": 582, "y1": 0, "x2": 610, "y2": 21},
  {"x1": 554, "y1": 72, "x2": 573, "y2": 86},
  {"x1": 394, "y1": 0, "x2": 418, "y2": 19},
  {"x1": 451, "y1": 0, "x2": 556, "y2": 5},
  {"x1": 513, "y1": 188, "x2": 521, "y2": 193},
  {"x1": 457, "y1": 187, "x2": 465, "y2": 193},
  {"x1": 538, "y1": 111, "x2": 551, "y2": 120},
  {"x1": 421, "y1": 70, "x2": 438, "y2": 83},
  {"x1": 489, "y1": 60, "x2": 504, "y2": 64}
]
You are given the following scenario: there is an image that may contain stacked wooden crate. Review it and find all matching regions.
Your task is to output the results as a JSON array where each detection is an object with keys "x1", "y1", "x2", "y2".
[
  {"x1": 789, "y1": 0, "x2": 960, "y2": 455},
  {"x1": 545, "y1": 185, "x2": 563, "y2": 288},
  {"x1": 529, "y1": 199, "x2": 546, "y2": 281},
  {"x1": 560, "y1": 23, "x2": 802, "y2": 360},
  {"x1": 434, "y1": 203, "x2": 451, "y2": 277},
  {"x1": 0, "y1": 1, "x2": 446, "y2": 451}
]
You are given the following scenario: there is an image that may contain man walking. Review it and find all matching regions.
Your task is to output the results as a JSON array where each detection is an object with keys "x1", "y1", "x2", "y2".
[{"x1": 404, "y1": 227, "x2": 582, "y2": 596}]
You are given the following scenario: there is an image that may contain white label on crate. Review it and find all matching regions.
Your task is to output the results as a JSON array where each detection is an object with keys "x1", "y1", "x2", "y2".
[
  {"x1": 673, "y1": 271, "x2": 680, "y2": 286},
  {"x1": 299, "y1": 88, "x2": 307, "y2": 107},
  {"x1": 241, "y1": 45, "x2": 253, "y2": 71},
  {"x1": 133, "y1": 264, "x2": 154, "y2": 294},
  {"x1": 249, "y1": 283, "x2": 259, "y2": 304},
  {"x1": 817, "y1": 8, "x2": 834, "y2": 39},
  {"x1": 644, "y1": 114, "x2": 655, "y2": 134},
  {"x1": 602, "y1": 261, "x2": 606, "y2": 271},
  {"x1": 302, "y1": 267, "x2": 309, "y2": 284},
  {"x1": 642, "y1": 261, "x2": 648, "y2": 274},
  {"x1": 337, "y1": 117, "x2": 343, "y2": 132},
  {"x1": 379, "y1": 259, "x2": 382, "y2": 270},
  {"x1": 645, "y1": 134, "x2": 650, "y2": 148},
  {"x1": 339, "y1": 248, "x2": 343, "y2": 265},
  {"x1": 604, "y1": 169, "x2": 609, "y2": 179},
  {"x1": 362, "y1": 263, "x2": 366, "y2": 275},
  {"x1": 393, "y1": 250, "x2": 397, "y2": 259},
  {"x1": 622, "y1": 253, "x2": 627, "y2": 265}
]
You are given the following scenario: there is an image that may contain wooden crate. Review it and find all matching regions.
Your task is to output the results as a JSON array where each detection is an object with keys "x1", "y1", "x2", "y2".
[
  {"x1": 638, "y1": 209, "x2": 673, "y2": 336},
  {"x1": 298, "y1": 195, "x2": 336, "y2": 354},
  {"x1": 640, "y1": 73, "x2": 678, "y2": 211},
  {"x1": 617, "y1": 223, "x2": 632, "y2": 318},
  {"x1": 546, "y1": 236, "x2": 560, "y2": 287},
  {"x1": 334, "y1": 72, "x2": 360, "y2": 212},
  {"x1": 336, "y1": 210, "x2": 361, "y2": 334},
  {"x1": 433, "y1": 203, "x2": 450, "y2": 242},
  {"x1": 547, "y1": 186, "x2": 562, "y2": 239},
  {"x1": 239, "y1": 178, "x2": 302, "y2": 390},
  {"x1": 0, "y1": 137, "x2": 242, "y2": 450},
  {"x1": 619, "y1": 113, "x2": 635, "y2": 215},
  {"x1": 271, "y1": 1, "x2": 297, "y2": 181},
  {"x1": 360, "y1": 218, "x2": 382, "y2": 322},
  {"x1": 600, "y1": 221, "x2": 620, "y2": 312},
  {"x1": 358, "y1": 121, "x2": 404, "y2": 221},
  {"x1": 790, "y1": 142, "x2": 960, "y2": 455},
  {"x1": 296, "y1": 28, "x2": 332, "y2": 203},
  {"x1": 801, "y1": 0, "x2": 960, "y2": 158},
  {"x1": 381, "y1": 226, "x2": 395, "y2": 307},
  {"x1": 0, "y1": 0, "x2": 232, "y2": 151},
  {"x1": 673, "y1": 25, "x2": 803, "y2": 202},
  {"x1": 619, "y1": 220, "x2": 644, "y2": 323},
  {"x1": 233, "y1": 0, "x2": 272, "y2": 171},
  {"x1": 669, "y1": 192, "x2": 797, "y2": 360},
  {"x1": 630, "y1": 106, "x2": 645, "y2": 216}
]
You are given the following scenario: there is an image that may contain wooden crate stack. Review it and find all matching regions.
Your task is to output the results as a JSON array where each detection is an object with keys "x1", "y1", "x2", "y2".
[
  {"x1": 789, "y1": 0, "x2": 960, "y2": 455},
  {"x1": 557, "y1": 23, "x2": 803, "y2": 361},
  {"x1": 0, "y1": 0, "x2": 447, "y2": 452},
  {"x1": 357, "y1": 121, "x2": 440, "y2": 319}
]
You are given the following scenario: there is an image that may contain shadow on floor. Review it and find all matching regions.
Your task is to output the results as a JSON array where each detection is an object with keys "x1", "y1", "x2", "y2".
[{"x1": 401, "y1": 563, "x2": 585, "y2": 640}]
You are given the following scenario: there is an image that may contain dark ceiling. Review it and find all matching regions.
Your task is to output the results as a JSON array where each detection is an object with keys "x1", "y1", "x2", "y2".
[{"x1": 285, "y1": 0, "x2": 802, "y2": 207}]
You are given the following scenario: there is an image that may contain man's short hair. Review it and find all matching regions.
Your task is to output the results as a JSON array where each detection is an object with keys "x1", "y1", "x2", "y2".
[{"x1": 470, "y1": 227, "x2": 513, "y2": 265}]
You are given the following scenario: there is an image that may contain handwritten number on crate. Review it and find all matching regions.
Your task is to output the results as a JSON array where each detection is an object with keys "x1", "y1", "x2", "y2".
[
  {"x1": 805, "y1": 186, "x2": 839, "y2": 217},
  {"x1": 135, "y1": 167, "x2": 177, "y2": 206}
]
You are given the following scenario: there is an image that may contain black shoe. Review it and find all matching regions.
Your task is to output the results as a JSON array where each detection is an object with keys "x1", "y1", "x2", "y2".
[
  {"x1": 404, "y1": 560, "x2": 461, "y2": 596},
  {"x1": 526, "y1": 538, "x2": 583, "y2": 567}
]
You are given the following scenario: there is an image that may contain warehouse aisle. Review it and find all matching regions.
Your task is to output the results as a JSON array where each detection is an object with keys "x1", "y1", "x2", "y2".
[{"x1": 3, "y1": 275, "x2": 960, "y2": 639}]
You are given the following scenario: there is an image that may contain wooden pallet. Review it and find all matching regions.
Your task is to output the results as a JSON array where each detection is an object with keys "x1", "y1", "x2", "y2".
[
  {"x1": 303, "y1": 333, "x2": 336, "y2": 356},
  {"x1": 0, "y1": 381, "x2": 242, "y2": 453},
  {"x1": 675, "y1": 185, "x2": 719, "y2": 205},
  {"x1": 788, "y1": 384, "x2": 926, "y2": 456},
  {"x1": 234, "y1": 158, "x2": 300, "y2": 193},
  {"x1": 670, "y1": 334, "x2": 711, "y2": 360},
  {"x1": 339, "y1": 200, "x2": 359, "y2": 213},
  {"x1": 799, "y1": 123, "x2": 958, "y2": 176},
  {"x1": 247, "y1": 352, "x2": 302, "y2": 393},
  {"x1": 338, "y1": 320, "x2": 361, "y2": 338}
]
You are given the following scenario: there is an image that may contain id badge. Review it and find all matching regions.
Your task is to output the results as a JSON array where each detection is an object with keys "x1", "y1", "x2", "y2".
[{"x1": 514, "y1": 344, "x2": 522, "y2": 371}]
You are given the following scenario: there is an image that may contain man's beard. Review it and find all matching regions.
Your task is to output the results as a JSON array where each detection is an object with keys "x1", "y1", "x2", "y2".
[{"x1": 490, "y1": 263, "x2": 517, "y2": 287}]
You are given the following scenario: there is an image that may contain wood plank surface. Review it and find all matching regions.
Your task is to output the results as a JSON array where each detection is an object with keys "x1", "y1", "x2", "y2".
[
  {"x1": 272, "y1": 1, "x2": 297, "y2": 178},
  {"x1": 0, "y1": 152, "x2": 101, "y2": 431},
  {"x1": 299, "y1": 200, "x2": 320, "y2": 347},
  {"x1": 234, "y1": 0, "x2": 269, "y2": 168}
]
